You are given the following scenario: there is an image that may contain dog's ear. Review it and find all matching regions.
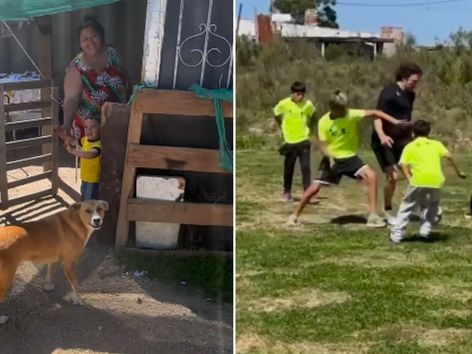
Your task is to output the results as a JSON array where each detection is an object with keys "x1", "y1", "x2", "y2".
[
  {"x1": 69, "y1": 203, "x2": 81, "y2": 212},
  {"x1": 99, "y1": 200, "x2": 109, "y2": 211}
]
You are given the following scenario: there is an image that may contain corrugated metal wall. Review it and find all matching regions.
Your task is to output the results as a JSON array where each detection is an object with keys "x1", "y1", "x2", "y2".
[
  {"x1": 0, "y1": 0, "x2": 233, "y2": 92},
  {"x1": 0, "y1": 0, "x2": 147, "y2": 92}
]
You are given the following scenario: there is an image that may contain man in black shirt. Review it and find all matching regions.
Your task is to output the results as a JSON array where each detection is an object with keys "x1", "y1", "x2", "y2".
[{"x1": 371, "y1": 63, "x2": 422, "y2": 218}]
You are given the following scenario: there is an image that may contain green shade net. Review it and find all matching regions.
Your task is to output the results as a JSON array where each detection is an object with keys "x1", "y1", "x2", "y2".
[
  {"x1": 0, "y1": 0, "x2": 123, "y2": 21},
  {"x1": 189, "y1": 84, "x2": 233, "y2": 174},
  {"x1": 128, "y1": 83, "x2": 233, "y2": 174}
]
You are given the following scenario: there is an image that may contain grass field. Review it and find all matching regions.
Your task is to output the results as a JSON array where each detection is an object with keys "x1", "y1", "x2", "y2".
[{"x1": 236, "y1": 148, "x2": 472, "y2": 353}]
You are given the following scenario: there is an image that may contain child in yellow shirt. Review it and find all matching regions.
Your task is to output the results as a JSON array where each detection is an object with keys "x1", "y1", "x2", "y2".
[
  {"x1": 389, "y1": 120, "x2": 466, "y2": 243},
  {"x1": 64, "y1": 118, "x2": 101, "y2": 201}
]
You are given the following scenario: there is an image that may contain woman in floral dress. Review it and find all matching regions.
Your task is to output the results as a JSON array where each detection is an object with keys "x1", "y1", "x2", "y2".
[{"x1": 57, "y1": 17, "x2": 128, "y2": 139}]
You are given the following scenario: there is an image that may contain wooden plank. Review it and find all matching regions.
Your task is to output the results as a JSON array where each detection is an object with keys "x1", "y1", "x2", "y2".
[
  {"x1": 127, "y1": 199, "x2": 233, "y2": 227},
  {"x1": 50, "y1": 87, "x2": 59, "y2": 194},
  {"x1": 2, "y1": 79, "x2": 51, "y2": 91},
  {"x1": 135, "y1": 89, "x2": 233, "y2": 118},
  {"x1": 96, "y1": 102, "x2": 130, "y2": 245},
  {"x1": 141, "y1": 0, "x2": 168, "y2": 85},
  {"x1": 116, "y1": 104, "x2": 144, "y2": 248},
  {"x1": 121, "y1": 247, "x2": 233, "y2": 260},
  {"x1": 5, "y1": 136, "x2": 52, "y2": 151},
  {"x1": 7, "y1": 154, "x2": 52, "y2": 171},
  {"x1": 4, "y1": 101, "x2": 50, "y2": 113},
  {"x1": 0, "y1": 84, "x2": 9, "y2": 209},
  {"x1": 5, "y1": 117, "x2": 52, "y2": 131},
  {"x1": 128, "y1": 144, "x2": 229, "y2": 173},
  {"x1": 8, "y1": 171, "x2": 52, "y2": 189},
  {"x1": 7, "y1": 189, "x2": 52, "y2": 208}
]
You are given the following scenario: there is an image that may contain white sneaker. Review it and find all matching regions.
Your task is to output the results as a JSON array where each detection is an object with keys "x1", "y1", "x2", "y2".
[
  {"x1": 389, "y1": 236, "x2": 402, "y2": 244},
  {"x1": 286, "y1": 214, "x2": 298, "y2": 226},
  {"x1": 419, "y1": 221, "x2": 432, "y2": 238},
  {"x1": 367, "y1": 213, "x2": 386, "y2": 228}
]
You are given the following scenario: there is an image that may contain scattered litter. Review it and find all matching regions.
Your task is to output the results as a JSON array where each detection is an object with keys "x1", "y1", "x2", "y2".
[
  {"x1": 133, "y1": 271, "x2": 147, "y2": 277},
  {"x1": 180, "y1": 281, "x2": 187, "y2": 285},
  {"x1": 137, "y1": 297, "x2": 143, "y2": 304},
  {"x1": 98, "y1": 326, "x2": 103, "y2": 331}
]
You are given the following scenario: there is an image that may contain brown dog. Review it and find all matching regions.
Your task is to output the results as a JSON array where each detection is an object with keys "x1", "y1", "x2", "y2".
[{"x1": 0, "y1": 200, "x2": 108, "y2": 324}]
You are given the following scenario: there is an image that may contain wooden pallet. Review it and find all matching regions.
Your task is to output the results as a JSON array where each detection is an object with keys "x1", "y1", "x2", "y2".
[
  {"x1": 115, "y1": 89, "x2": 233, "y2": 248},
  {"x1": 0, "y1": 80, "x2": 59, "y2": 209}
]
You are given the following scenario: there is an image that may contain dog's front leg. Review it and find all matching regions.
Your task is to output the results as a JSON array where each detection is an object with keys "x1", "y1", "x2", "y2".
[
  {"x1": 62, "y1": 262, "x2": 83, "y2": 305},
  {"x1": 43, "y1": 263, "x2": 57, "y2": 291},
  {"x1": 0, "y1": 258, "x2": 19, "y2": 324}
]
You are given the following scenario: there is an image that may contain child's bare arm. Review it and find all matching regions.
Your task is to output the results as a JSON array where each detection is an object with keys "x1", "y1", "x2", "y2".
[
  {"x1": 317, "y1": 140, "x2": 335, "y2": 166},
  {"x1": 399, "y1": 163, "x2": 412, "y2": 182},
  {"x1": 67, "y1": 137, "x2": 79, "y2": 147},
  {"x1": 65, "y1": 143, "x2": 99, "y2": 159},
  {"x1": 363, "y1": 109, "x2": 411, "y2": 128},
  {"x1": 444, "y1": 153, "x2": 466, "y2": 178}
]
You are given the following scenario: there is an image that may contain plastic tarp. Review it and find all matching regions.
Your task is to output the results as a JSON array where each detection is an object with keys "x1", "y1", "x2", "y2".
[{"x1": 0, "y1": 0, "x2": 123, "y2": 21}]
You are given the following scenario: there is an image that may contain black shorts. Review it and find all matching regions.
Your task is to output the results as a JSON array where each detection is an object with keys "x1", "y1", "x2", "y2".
[
  {"x1": 314, "y1": 156, "x2": 367, "y2": 186},
  {"x1": 371, "y1": 140, "x2": 406, "y2": 172}
]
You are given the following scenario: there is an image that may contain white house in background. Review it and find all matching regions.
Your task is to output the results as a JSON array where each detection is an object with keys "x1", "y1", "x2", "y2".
[
  {"x1": 237, "y1": 14, "x2": 402, "y2": 57},
  {"x1": 238, "y1": 19, "x2": 256, "y2": 38}
]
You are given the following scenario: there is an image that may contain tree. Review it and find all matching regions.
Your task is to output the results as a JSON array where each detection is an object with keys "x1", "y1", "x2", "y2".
[{"x1": 272, "y1": 0, "x2": 338, "y2": 28}]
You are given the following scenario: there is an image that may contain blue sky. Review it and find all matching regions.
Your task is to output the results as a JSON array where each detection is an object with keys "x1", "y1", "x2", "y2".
[{"x1": 236, "y1": 0, "x2": 472, "y2": 45}]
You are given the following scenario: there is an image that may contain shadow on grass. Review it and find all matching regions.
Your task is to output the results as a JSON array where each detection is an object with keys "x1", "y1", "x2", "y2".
[
  {"x1": 402, "y1": 232, "x2": 449, "y2": 243},
  {"x1": 330, "y1": 214, "x2": 367, "y2": 225}
]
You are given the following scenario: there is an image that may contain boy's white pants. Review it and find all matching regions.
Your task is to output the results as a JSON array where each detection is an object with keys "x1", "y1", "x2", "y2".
[{"x1": 390, "y1": 186, "x2": 441, "y2": 242}]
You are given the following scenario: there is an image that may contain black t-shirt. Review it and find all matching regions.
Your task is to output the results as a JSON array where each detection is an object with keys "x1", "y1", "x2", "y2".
[{"x1": 371, "y1": 82, "x2": 415, "y2": 146}]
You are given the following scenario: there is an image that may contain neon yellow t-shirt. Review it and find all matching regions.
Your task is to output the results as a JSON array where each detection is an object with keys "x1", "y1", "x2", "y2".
[
  {"x1": 273, "y1": 97, "x2": 315, "y2": 144},
  {"x1": 80, "y1": 137, "x2": 101, "y2": 183},
  {"x1": 400, "y1": 137, "x2": 449, "y2": 188},
  {"x1": 318, "y1": 109, "x2": 365, "y2": 159}
]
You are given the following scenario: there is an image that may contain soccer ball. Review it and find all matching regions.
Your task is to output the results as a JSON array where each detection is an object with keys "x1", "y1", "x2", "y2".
[{"x1": 420, "y1": 206, "x2": 442, "y2": 225}]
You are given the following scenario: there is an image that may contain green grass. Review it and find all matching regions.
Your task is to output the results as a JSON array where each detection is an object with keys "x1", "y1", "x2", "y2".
[
  {"x1": 236, "y1": 149, "x2": 472, "y2": 353},
  {"x1": 117, "y1": 253, "x2": 233, "y2": 302}
]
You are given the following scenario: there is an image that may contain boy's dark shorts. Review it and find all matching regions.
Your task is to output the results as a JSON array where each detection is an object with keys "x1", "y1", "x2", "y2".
[
  {"x1": 314, "y1": 156, "x2": 367, "y2": 186},
  {"x1": 371, "y1": 140, "x2": 407, "y2": 172}
]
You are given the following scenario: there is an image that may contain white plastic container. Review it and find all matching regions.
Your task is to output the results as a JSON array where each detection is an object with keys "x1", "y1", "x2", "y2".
[{"x1": 135, "y1": 175, "x2": 185, "y2": 249}]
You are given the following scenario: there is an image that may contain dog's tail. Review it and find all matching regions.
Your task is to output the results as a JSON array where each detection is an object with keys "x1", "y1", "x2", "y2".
[{"x1": 0, "y1": 226, "x2": 27, "y2": 251}]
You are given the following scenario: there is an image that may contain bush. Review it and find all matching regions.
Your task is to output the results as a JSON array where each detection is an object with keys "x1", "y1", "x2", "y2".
[{"x1": 237, "y1": 33, "x2": 472, "y2": 150}]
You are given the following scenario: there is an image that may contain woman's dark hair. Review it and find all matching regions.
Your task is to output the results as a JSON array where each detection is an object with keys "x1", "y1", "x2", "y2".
[
  {"x1": 290, "y1": 81, "x2": 306, "y2": 93},
  {"x1": 412, "y1": 119, "x2": 431, "y2": 137},
  {"x1": 395, "y1": 63, "x2": 422, "y2": 81},
  {"x1": 78, "y1": 16, "x2": 105, "y2": 44}
]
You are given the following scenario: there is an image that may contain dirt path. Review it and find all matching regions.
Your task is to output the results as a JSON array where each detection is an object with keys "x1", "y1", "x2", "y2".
[
  {"x1": 1, "y1": 154, "x2": 233, "y2": 353},
  {"x1": 0, "y1": 242, "x2": 233, "y2": 354}
]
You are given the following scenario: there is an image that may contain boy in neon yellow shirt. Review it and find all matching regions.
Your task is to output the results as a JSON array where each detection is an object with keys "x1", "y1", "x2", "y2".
[
  {"x1": 64, "y1": 118, "x2": 101, "y2": 201},
  {"x1": 389, "y1": 120, "x2": 466, "y2": 242},
  {"x1": 274, "y1": 81, "x2": 316, "y2": 202},
  {"x1": 287, "y1": 90, "x2": 407, "y2": 228}
]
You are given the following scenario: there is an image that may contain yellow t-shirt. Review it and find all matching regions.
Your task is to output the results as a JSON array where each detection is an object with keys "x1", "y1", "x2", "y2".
[
  {"x1": 400, "y1": 137, "x2": 449, "y2": 188},
  {"x1": 80, "y1": 137, "x2": 101, "y2": 183},
  {"x1": 273, "y1": 97, "x2": 315, "y2": 144},
  {"x1": 318, "y1": 109, "x2": 365, "y2": 159}
]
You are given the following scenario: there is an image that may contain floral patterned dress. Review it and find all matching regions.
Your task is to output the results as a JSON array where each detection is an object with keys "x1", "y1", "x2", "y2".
[{"x1": 69, "y1": 46, "x2": 127, "y2": 138}]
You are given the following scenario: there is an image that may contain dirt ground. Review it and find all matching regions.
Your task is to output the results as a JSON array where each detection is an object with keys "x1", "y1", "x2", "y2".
[{"x1": 0, "y1": 148, "x2": 233, "y2": 354}]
